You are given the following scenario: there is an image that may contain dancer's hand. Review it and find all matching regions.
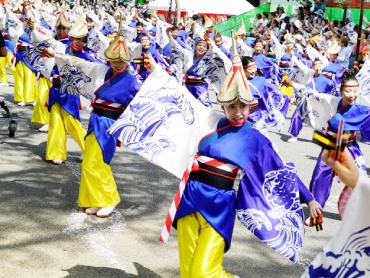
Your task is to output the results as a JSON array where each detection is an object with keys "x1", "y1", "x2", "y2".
[
  {"x1": 46, "y1": 47, "x2": 56, "y2": 58},
  {"x1": 307, "y1": 199, "x2": 323, "y2": 218},
  {"x1": 282, "y1": 77, "x2": 294, "y2": 87},
  {"x1": 144, "y1": 53, "x2": 157, "y2": 73},
  {"x1": 322, "y1": 148, "x2": 359, "y2": 189}
]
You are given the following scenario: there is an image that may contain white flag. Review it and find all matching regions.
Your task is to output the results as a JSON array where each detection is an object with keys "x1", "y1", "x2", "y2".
[
  {"x1": 301, "y1": 173, "x2": 370, "y2": 278},
  {"x1": 108, "y1": 67, "x2": 223, "y2": 178}
]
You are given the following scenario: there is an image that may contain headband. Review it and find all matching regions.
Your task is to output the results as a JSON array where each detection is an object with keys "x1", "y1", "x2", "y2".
[
  {"x1": 341, "y1": 81, "x2": 359, "y2": 87},
  {"x1": 243, "y1": 62, "x2": 256, "y2": 68}
]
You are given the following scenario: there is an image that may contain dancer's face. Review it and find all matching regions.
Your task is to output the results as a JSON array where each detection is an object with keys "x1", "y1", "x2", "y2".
[
  {"x1": 110, "y1": 61, "x2": 127, "y2": 74},
  {"x1": 254, "y1": 42, "x2": 263, "y2": 54},
  {"x1": 195, "y1": 41, "x2": 208, "y2": 56},
  {"x1": 214, "y1": 37, "x2": 222, "y2": 47},
  {"x1": 71, "y1": 36, "x2": 87, "y2": 51},
  {"x1": 341, "y1": 80, "x2": 359, "y2": 106},
  {"x1": 223, "y1": 99, "x2": 251, "y2": 126},
  {"x1": 141, "y1": 37, "x2": 150, "y2": 50},
  {"x1": 244, "y1": 63, "x2": 257, "y2": 79},
  {"x1": 56, "y1": 26, "x2": 69, "y2": 39},
  {"x1": 312, "y1": 62, "x2": 323, "y2": 76}
]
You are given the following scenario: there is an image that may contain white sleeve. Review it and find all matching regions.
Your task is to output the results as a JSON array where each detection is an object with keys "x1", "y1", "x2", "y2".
[
  {"x1": 293, "y1": 83, "x2": 339, "y2": 130},
  {"x1": 289, "y1": 55, "x2": 315, "y2": 85},
  {"x1": 269, "y1": 32, "x2": 285, "y2": 61},
  {"x1": 237, "y1": 37, "x2": 254, "y2": 56},
  {"x1": 54, "y1": 54, "x2": 108, "y2": 99},
  {"x1": 305, "y1": 45, "x2": 329, "y2": 68}
]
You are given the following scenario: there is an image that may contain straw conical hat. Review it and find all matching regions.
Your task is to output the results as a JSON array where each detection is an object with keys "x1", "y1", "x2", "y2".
[
  {"x1": 151, "y1": 10, "x2": 157, "y2": 19},
  {"x1": 56, "y1": 10, "x2": 71, "y2": 28},
  {"x1": 178, "y1": 17, "x2": 185, "y2": 26},
  {"x1": 284, "y1": 32, "x2": 294, "y2": 44},
  {"x1": 217, "y1": 30, "x2": 256, "y2": 105},
  {"x1": 204, "y1": 15, "x2": 213, "y2": 28},
  {"x1": 326, "y1": 38, "x2": 341, "y2": 54},
  {"x1": 69, "y1": 13, "x2": 88, "y2": 38},
  {"x1": 114, "y1": 9, "x2": 120, "y2": 17},
  {"x1": 104, "y1": 17, "x2": 130, "y2": 63},
  {"x1": 237, "y1": 19, "x2": 246, "y2": 36}
]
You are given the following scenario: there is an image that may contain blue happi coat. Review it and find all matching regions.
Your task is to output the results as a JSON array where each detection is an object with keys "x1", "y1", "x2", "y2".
[
  {"x1": 174, "y1": 118, "x2": 313, "y2": 262},
  {"x1": 248, "y1": 75, "x2": 290, "y2": 132},
  {"x1": 322, "y1": 62, "x2": 346, "y2": 86},
  {"x1": 307, "y1": 74, "x2": 336, "y2": 95},
  {"x1": 87, "y1": 68, "x2": 141, "y2": 164}
]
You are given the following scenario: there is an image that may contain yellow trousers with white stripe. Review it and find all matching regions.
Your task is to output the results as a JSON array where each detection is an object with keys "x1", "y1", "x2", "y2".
[
  {"x1": 46, "y1": 103, "x2": 86, "y2": 161},
  {"x1": 6, "y1": 52, "x2": 16, "y2": 77},
  {"x1": 14, "y1": 61, "x2": 36, "y2": 103},
  {"x1": 177, "y1": 212, "x2": 235, "y2": 278},
  {"x1": 78, "y1": 132, "x2": 120, "y2": 208},
  {"x1": 31, "y1": 76, "x2": 51, "y2": 125}
]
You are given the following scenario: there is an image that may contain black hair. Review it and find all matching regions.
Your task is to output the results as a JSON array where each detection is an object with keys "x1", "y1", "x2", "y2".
[
  {"x1": 312, "y1": 57, "x2": 322, "y2": 66},
  {"x1": 333, "y1": 20, "x2": 339, "y2": 27},
  {"x1": 340, "y1": 70, "x2": 358, "y2": 89},
  {"x1": 241, "y1": 56, "x2": 255, "y2": 68},
  {"x1": 136, "y1": 22, "x2": 144, "y2": 27},
  {"x1": 272, "y1": 19, "x2": 278, "y2": 27},
  {"x1": 253, "y1": 38, "x2": 263, "y2": 47},
  {"x1": 171, "y1": 26, "x2": 179, "y2": 31},
  {"x1": 262, "y1": 12, "x2": 268, "y2": 18},
  {"x1": 215, "y1": 33, "x2": 222, "y2": 39}
]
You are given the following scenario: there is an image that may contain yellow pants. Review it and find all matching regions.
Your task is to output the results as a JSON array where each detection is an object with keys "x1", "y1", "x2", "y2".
[
  {"x1": 46, "y1": 103, "x2": 86, "y2": 161},
  {"x1": 14, "y1": 61, "x2": 37, "y2": 103},
  {"x1": 6, "y1": 52, "x2": 16, "y2": 77},
  {"x1": 177, "y1": 212, "x2": 234, "y2": 278},
  {"x1": 0, "y1": 57, "x2": 7, "y2": 84},
  {"x1": 31, "y1": 76, "x2": 51, "y2": 124},
  {"x1": 78, "y1": 132, "x2": 120, "y2": 208}
]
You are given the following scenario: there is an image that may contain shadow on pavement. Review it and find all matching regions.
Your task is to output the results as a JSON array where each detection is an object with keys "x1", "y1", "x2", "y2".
[{"x1": 63, "y1": 262, "x2": 162, "y2": 278}]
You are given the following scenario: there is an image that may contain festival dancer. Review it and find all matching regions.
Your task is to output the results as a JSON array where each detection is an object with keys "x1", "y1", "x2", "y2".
[
  {"x1": 110, "y1": 32, "x2": 322, "y2": 277},
  {"x1": 46, "y1": 19, "x2": 141, "y2": 217},
  {"x1": 0, "y1": 32, "x2": 16, "y2": 86},
  {"x1": 287, "y1": 58, "x2": 336, "y2": 143},
  {"x1": 13, "y1": 31, "x2": 37, "y2": 107},
  {"x1": 285, "y1": 69, "x2": 370, "y2": 213},
  {"x1": 45, "y1": 14, "x2": 94, "y2": 165},
  {"x1": 241, "y1": 56, "x2": 290, "y2": 137},
  {"x1": 31, "y1": 11, "x2": 71, "y2": 133}
]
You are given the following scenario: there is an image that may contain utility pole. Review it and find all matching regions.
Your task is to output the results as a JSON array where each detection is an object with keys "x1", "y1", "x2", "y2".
[
  {"x1": 355, "y1": 0, "x2": 365, "y2": 62},
  {"x1": 175, "y1": 0, "x2": 180, "y2": 24}
]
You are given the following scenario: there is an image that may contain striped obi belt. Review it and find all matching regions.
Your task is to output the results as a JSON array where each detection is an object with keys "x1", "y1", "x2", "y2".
[
  {"x1": 92, "y1": 97, "x2": 125, "y2": 120},
  {"x1": 184, "y1": 74, "x2": 205, "y2": 86},
  {"x1": 322, "y1": 71, "x2": 334, "y2": 80},
  {"x1": 325, "y1": 129, "x2": 357, "y2": 147},
  {"x1": 160, "y1": 154, "x2": 239, "y2": 243},
  {"x1": 52, "y1": 74, "x2": 61, "y2": 88}
]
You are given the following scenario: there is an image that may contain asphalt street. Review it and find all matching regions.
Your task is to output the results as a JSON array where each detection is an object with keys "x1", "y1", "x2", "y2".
[{"x1": 0, "y1": 69, "x2": 369, "y2": 278}]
